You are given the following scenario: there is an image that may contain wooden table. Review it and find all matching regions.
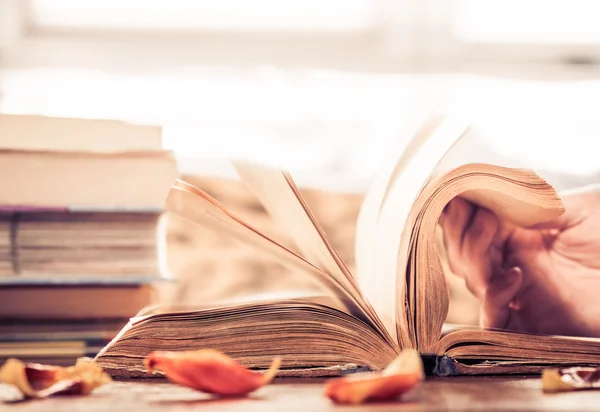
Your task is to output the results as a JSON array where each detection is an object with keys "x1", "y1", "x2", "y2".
[{"x1": 3, "y1": 376, "x2": 600, "y2": 411}]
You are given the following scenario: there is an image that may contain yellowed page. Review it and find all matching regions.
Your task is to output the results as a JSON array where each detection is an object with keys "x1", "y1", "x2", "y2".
[
  {"x1": 410, "y1": 164, "x2": 564, "y2": 351},
  {"x1": 373, "y1": 114, "x2": 471, "y2": 347},
  {"x1": 164, "y1": 182, "x2": 356, "y2": 313},
  {"x1": 232, "y1": 163, "x2": 396, "y2": 347},
  {"x1": 354, "y1": 112, "x2": 446, "y2": 334},
  {"x1": 233, "y1": 164, "x2": 356, "y2": 289}
]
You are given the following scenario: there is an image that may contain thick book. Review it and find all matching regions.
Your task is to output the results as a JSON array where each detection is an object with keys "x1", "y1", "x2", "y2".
[
  {"x1": 0, "y1": 114, "x2": 177, "y2": 208},
  {"x1": 95, "y1": 112, "x2": 600, "y2": 378},
  {"x1": 0, "y1": 114, "x2": 163, "y2": 153},
  {"x1": 0, "y1": 282, "x2": 156, "y2": 320},
  {"x1": 0, "y1": 280, "x2": 155, "y2": 367},
  {"x1": 0, "y1": 150, "x2": 178, "y2": 209},
  {"x1": 0, "y1": 210, "x2": 164, "y2": 278}
]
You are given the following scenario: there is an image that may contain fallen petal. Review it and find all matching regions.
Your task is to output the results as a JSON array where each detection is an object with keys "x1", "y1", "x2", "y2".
[
  {"x1": 382, "y1": 348, "x2": 425, "y2": 378},
  {"x1": 0, "y1": 358, "x2": 111, "y2": 400},
  {"x1": 542, "y1": 366, "x2": 600, "y2": 392},
  {"x1": 324, "y1": 349, "x2": 424, "y2": 405},
  {"x1": 145, "y1": 349, "x2": 281, "y2": 396}
]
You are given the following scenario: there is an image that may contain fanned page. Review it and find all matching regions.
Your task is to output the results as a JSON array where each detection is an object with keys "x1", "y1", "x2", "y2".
[
  {"x1": 355, "y1": 113, "x2": 448, "y2": 339},
  {"x1": 232, "y1": 163, "x2": 396, "y2": 349},
  {"x1": 407, "y1": 164, "x2": 565, "y2": 353},
  {"x1": 96, "y1": 297, "x2": 398, "y2": 378},
  {"x1": 355, "y1": 105, "x2": 436, "y2": 282},
  {"x1": 163, "y1": 181, "x2": 367, "y2": 322},
  {"x1": 367, "y1": 114, "x2": 472, "y2": 348}
]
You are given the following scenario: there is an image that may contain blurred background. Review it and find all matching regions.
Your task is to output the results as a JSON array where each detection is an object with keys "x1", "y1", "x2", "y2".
[
  {"x1": 3, "y1": 0, "x2": 600, "y2": 185},
  {"x1": 2, "y1": 0, "x2": 600, "y2": 363}
]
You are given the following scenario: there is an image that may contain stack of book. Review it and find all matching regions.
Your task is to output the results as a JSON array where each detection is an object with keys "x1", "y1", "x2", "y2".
[{"x1": 0, "y1": 114, "x2": 178, "y2": 365}]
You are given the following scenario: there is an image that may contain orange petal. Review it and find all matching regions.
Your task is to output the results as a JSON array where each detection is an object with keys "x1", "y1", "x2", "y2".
[
  {"x1": 145, "y1": 349, "x2": 280, "y2": 396},
  {"x1": 0, "y1": 358, "x2": 111, "y2": 399},
  {"x1": 324, "y1": 349, "x2": 424, "y2": 405}
]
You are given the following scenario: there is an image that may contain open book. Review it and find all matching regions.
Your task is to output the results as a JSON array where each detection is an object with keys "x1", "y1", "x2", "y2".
[{"x1": 95, "y1": 113, "x2": 600, "y2": 377}]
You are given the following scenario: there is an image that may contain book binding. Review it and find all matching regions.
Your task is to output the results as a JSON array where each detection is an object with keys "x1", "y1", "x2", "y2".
[{"x1": 421, "y1": 354, "x2": 460, "y2": 377}]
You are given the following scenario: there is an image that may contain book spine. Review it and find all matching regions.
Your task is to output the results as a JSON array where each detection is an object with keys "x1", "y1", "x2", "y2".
[{"x1": 420, "y1": 354, "x2": 460, "y2": 377}]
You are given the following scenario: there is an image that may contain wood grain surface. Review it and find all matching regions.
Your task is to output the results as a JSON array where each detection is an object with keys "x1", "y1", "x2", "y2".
[{"x1": 3, "y1": 376, "x2": 599, "y2": 411}]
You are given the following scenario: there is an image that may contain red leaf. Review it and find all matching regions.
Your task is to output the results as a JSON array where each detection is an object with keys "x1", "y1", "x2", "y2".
[
  {"x1": 145, "y1": 349, "x2": 280, "y2": 396},
  {"x1": 0, "y1": 358, "x2": 111, "y2": 399},
  {"x1": 324, "y1": 349, "x2": 424, "y2": 404}
]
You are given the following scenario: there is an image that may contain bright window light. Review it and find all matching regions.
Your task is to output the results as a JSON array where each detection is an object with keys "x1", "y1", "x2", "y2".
[
  {"x1": 3, "y1": 69, "x2": 600, "y2": 183},
  {"x1": 452, "y1": 0, "x2": 600, "y2": 44},
  {"x1": 30, "y1": 0, "x2": 375, "y2": 31}
]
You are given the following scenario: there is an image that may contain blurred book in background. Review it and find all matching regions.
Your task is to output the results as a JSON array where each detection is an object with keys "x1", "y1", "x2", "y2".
[
  {"x1": 3, "y1": 211, "x2": 162, "y2": 277},
  {"x1": 0, "y1": 114, "x2": 178, "y2": 366}
]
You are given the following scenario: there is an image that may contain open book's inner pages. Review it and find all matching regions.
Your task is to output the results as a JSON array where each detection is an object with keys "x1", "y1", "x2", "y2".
[
  {"x1": 164, "y1": 182, "x2": 351, "y2": 311},
  {"x1": 232, "y1": 162, "x2": 395, "y2": 348},
  {"x1": 409, "y1": 164, "x2": 564, "y2": 352},
  {"x1": 355, "y1": 109, "x2": 444, "y2": 288},
  {"x1": 355, "y1": 112, "x2": 448, "y2": 339},
  {"x1": 364, "y1": 113, "x2": 472, "y2": 348},
  {"x1": 95, "y1": 298, "x2": 397, "y2": 378},
  {"x1": 431, "y1": 326, "x2": 600, "y2": 374},
  {"x1": 163, "y1": 179, "x2": 399, "y2": 353}
]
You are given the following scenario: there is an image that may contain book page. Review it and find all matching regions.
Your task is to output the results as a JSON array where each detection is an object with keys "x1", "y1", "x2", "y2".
[
  {"x1": 436, "y1": 326, "x2": 600, "y2": 364},
  {"x1": 411, "y1": 164, "x2": 564, "y2": 352},
  {"x1": 96, "y1": 298, "x2": 398, "y2": 377},
  {"x1": 163, "y1": 181, "x2": 374, "y2": 327},
  {"x1": 232, "y1": 163, "x2": 395, "y2": 347},
  {"x1": 165, "y1": 180, "x2": 395, "y2": 334},
  {"x1": 373, "y1": 114, "x2": 471, "y2": 347},
  {"x1": 355, "y1": 112, "x2": 446, "y2": 334},
  {"x1": 233, "y1": 164, "x2": 356, "y2": 290}
]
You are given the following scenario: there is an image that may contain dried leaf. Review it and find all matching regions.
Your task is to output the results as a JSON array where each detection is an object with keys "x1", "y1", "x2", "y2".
[
  {"x1": 145, "y1": 349, "x2": 280, "y2": 396},
  {"x1": 324, "y1": 349, "x2": 424, "y2": 405},
  {"x1": 542, "y1": 366, "x2": 600, "y2": 392},
  {"x1": 0, "y1": 358, "x2": 111, "y2": 400}
]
